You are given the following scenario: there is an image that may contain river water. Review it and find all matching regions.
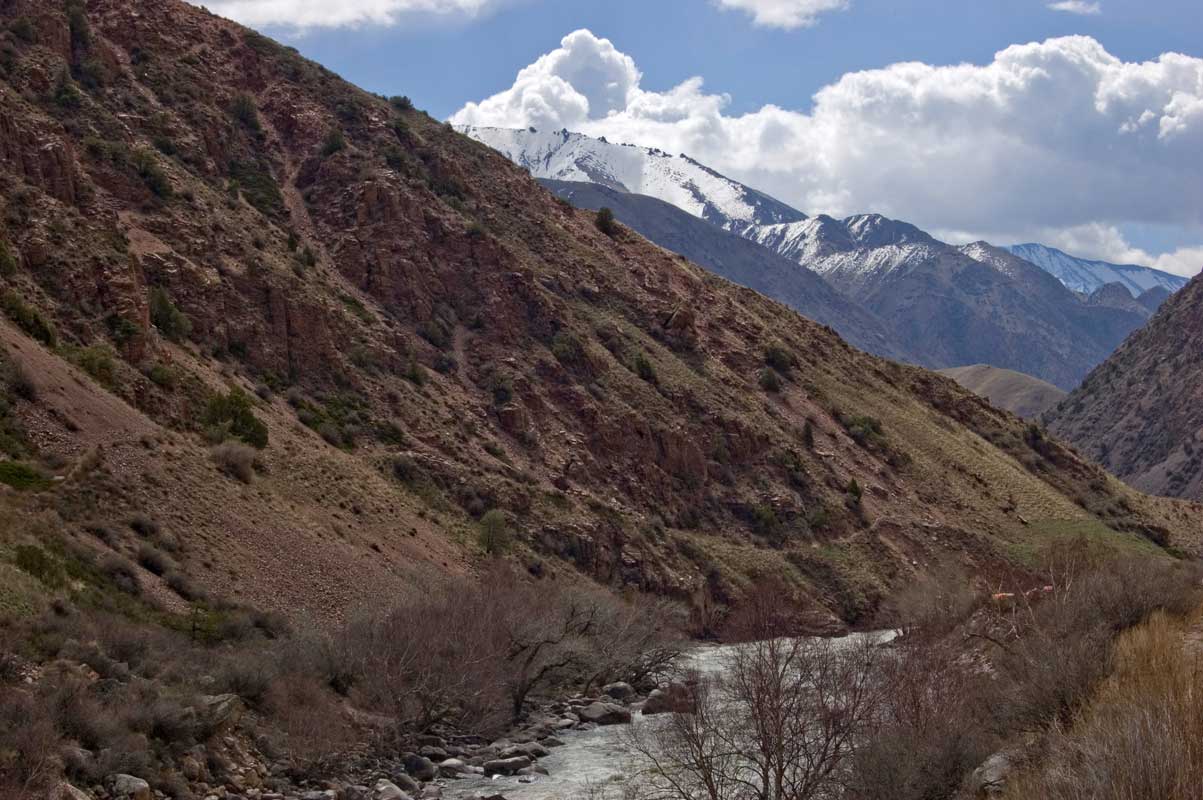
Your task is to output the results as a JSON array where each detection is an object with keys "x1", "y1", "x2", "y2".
[{"x1": 445, "y1": 630, "x2": 896, "y2": 800}]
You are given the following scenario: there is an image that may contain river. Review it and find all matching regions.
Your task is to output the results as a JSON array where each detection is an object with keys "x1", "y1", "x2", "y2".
[{"x1": 445, "y1": 630, "x2": 896, "y2": 800}]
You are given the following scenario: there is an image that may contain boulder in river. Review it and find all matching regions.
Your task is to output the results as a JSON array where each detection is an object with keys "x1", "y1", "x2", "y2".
[
  {"x1": 483, "y1": 755, "x2": 533, "y2": 776},
  {"x1": 403, "y1": 753, "x2": 439, "y2": 781},
  {"x1": 602, "y1": 681, "x2": 635, "y2": 701},
  {"x1": 579, "y1": 701, "x2": 632, "y2": 725}
]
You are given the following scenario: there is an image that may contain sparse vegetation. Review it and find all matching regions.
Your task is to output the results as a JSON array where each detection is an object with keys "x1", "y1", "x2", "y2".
[
  {"x1": 211, "y1": 440, "x2": 258, "y2": 483},
  {"x1": 477, "y1": 508, "x2": 511, "y2": 556},
  {"x1": 0, "y1": 461, "x2": 52, "y2": 491},
  {"x1": 759, "y1": 367, "x2": 783, "y2": 392},
  {"x1": 149, "y1": 283, "x2": 190, "y2": 339},
  {"x1": 595, "y1": 206, "x2": 619, "y2": 237},
  {"x1": 229, "y1": 92, "x2": 262, "y2": 132},
  {"x1": 0, "y1": 239, "x2": 16, "y2": 277},
  {"x1": 320, "y1": 128, "x2": 346, "y2": 157},
  {"x1": 203, "y1": 388, "x2": 269, "y2": 449},
  {"x1": 1, "y1": 291, "x2": 55, "y2": 346}
]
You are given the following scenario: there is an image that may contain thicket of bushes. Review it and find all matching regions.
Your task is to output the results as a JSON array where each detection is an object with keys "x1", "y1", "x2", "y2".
[{"x1": 0, "y1": 558, "x2": 681, "y2": 798}]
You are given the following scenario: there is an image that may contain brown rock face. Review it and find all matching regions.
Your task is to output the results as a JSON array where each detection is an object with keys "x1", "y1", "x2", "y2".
[{"x1": 0, "y1": 117, "x2": 78, "y2": 204}]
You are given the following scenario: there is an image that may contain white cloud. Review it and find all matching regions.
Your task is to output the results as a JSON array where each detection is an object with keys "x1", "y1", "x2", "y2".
[
  {"x1": 714, "y1": 0, "x2": 850, "y2": 29},
  {"x1": 452, "y1": 31, "x2": 1203, "y2": 275},
  {"x1": 198, "y1": 0, "x2": 509, "y2": 28},
  {"x1": 1047, "y1": 1, "x2": 1102, "y2": 15}
]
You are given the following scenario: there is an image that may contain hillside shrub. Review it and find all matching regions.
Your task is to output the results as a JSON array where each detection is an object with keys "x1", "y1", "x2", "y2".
[
  {"x1": 133, "y1": 149, "x2": 172, "y2": 198},
  {"x1": 211, "y1": 441, "x2": 257, "y2": 483},
  {"x1": 764, "y1": 344, "x2": 794, "y2": 374},
  {"x1": 229, "y1": 92, "x2": 261, "y2": 132},
  {"x1": 633, "y1": 351, "x2": 657, "y2": 383},
  {"x1": 478, "y1": 509, "x2": 511, "y2": 556},
  {"x1": 320, "y1": 128, "x2": 346, "y2": 157},
  {"x1": 758, "y1": 367, "x2": 782, "y2": 393},
  {"x1": 1, "y1": 291, "x2": 55, "y2": 345},
  {"x1": 595, "y1": 207, "x2": 619, "y2": 237},
  {"x1": 203, "y1": 388, "x2": 269, "y2": 449},
  {"x1": 0, "y1": 239, "x2": 16, "y2": 277},
  {"x1": 228, "y1": 159, "x2": 283, "y2": 217},
  {"x1": 0, "y1": 460, "x2": 51, "y2": 491}
]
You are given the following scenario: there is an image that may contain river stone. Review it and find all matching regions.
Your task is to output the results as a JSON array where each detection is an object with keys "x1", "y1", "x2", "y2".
[
  {"x1": 439, "y1": 758, "x2": 467, "y2": 777},
  {"x1": 403, "y1": 753, "x2": 438, "y2": 781},
  {"x1": 374, "y1": 779, "x2": 413, "y2": 800},
  {"x1": 554, "y1": 717, "x2": 577, "y2": 729},
  {"x1": 483, "y1": 756, "x2": 533, "y2": 776},
  {"x1": 419, "y1": 745, "x2": 450, "y2": 761},
  {"x1": 579, "y1": 701, "x2": 632, "y2": 725},
  {"x1": 110, "y1": 774, "x2": 152, "y2": 800},
  {"x1": 502, "y1": 742, "x2": 549, "y2": 759},
  {"x1": 602, "y1": 681, "x2": 635, "y2": 701},
  {"x1": 642, "y1": 683, "x2": 693, "y2": 715},
  {"x1": 390, "y1": 772, "x2": 421, "y2": 793}
]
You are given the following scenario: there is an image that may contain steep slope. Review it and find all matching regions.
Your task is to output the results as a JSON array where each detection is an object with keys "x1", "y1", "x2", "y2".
[
  {"x1": 0, "y1": 0, "x2": 1196, "y2": 638},
  {"x1": 1006, "y1": 243, "x2": 1190, "y2": 297},
  {"x1": 939, "y1": 365, "x2": 1067, "y2": 420},
  {"x1": 459, "y1": 126, "x2": 806, "y2": 232},
  {"x1": 539, "y1": 179, "x2": 911, "y2": 362},
  {"x1": 1047, "y1": 273, "x2": 1203, "y2": 501}
]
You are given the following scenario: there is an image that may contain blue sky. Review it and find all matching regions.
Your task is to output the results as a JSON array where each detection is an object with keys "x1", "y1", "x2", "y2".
[
  {"x1": 257, "y1": 0, "x2": 1202, "y2": 120},
  {"x1": 203, "y1": 0, "x2": 1203, "y2": 273}
]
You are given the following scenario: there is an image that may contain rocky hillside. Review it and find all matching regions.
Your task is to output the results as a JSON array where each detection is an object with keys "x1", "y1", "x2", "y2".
[
  {"x1": 0, "y1": 0, "x2": 1197, "y2": 638},
  {"x1": 1047, "y1": 272, "x2": 1203, "y2": 501},
  {"x1": 539, "y1": 179, "x2": 911, "y2": 362},
  {"x1": 939, "y1": 365, "x2": 1067, "y2": 420}
]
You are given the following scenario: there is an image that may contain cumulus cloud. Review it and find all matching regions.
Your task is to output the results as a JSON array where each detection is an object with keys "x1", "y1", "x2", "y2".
[
  {"x1": 452, "y1": 31, "x2": 1203, "y2": 274},
  {"x1": 714, "y1": 0, "x2": 850, "y2": 29},
  {"x1": 198, "y1": 0, "x2": 509, "y2": 28},
  {"x1": 1047, "y1": 1, "x2": 1102, "y2": 15}
]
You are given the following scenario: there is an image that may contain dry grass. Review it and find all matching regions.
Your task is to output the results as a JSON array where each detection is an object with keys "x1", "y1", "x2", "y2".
[{"x1": 1006, "y1": 609, "x2": 1203, "y2": 800}]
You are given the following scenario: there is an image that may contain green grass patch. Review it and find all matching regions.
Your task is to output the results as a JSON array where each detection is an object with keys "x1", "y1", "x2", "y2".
[
  {"x1": 1006, "y1": 518, "x2": 1168, "y2": 567},
  {"x1": 0, "y1": 461, "x2": 53, "y2": 491}
]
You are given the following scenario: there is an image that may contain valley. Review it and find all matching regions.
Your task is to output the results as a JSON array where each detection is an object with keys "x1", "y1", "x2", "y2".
[{"x1": 0, "y1": 2, "x2": 1201, "y2": 800}]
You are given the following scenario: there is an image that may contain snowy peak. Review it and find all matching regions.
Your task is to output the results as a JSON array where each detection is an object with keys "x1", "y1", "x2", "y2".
[
  {"x1": 458, "y1": 126, "x2": 807, "y2": 231},
  {"x1": 1005, "y1": 243, "x2": 1189, "y2": 297},
  {"x1": 843, "y1": 214, "x2": 935, "y2": 248}
]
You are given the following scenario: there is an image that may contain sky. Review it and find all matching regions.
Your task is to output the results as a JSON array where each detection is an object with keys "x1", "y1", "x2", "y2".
[{"x1": 197, "y1": 0, "x2": 1203, "y2": 275}]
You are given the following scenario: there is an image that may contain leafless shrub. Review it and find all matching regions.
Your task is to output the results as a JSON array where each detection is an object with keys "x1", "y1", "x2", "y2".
[
  {"x1": 211, "y1": 441, "x2": 258, "y2": 483},
  {"x1": 847, "y1": 641, "x2": 998, "y2": 800},
  {"x1": 264, "y1": 673, "x2": 355, "y2": 776},
  {"x1": 0, "y1": 687, "x2": 62, "y2": 797},
  {"x1": 340, "y1": 565, "x2": 683, "y2": 733}
]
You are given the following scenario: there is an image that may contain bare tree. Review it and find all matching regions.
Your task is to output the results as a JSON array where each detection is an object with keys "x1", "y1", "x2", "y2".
[{"x1": 630, "y1": 634, "x2": 886, "y2": 800}]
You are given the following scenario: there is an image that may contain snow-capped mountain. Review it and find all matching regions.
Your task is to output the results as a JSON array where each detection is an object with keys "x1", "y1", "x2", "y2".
[
  {"x1": 458, "y1": 126, "x2": 806, "y2": 231},
  {"x1": 466, "y1": 126, "x2": 1153, "y2": 388},
  {"x1": 1005, "y1": 243, "x2": 1189, "y2": 297}
]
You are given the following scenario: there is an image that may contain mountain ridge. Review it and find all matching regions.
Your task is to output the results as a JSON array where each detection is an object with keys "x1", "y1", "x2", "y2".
[{"x1": 1006, "y1": 242, "x2": 1190, "y2": 297}]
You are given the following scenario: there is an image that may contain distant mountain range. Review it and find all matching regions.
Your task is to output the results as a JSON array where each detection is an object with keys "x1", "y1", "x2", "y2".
[
  {"x1": 462, "y1": 126, "x2": 1177, "y2": 390},
  {"x1": 1005, "y1": 243, "x2": 1188, "y2": 298}
]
